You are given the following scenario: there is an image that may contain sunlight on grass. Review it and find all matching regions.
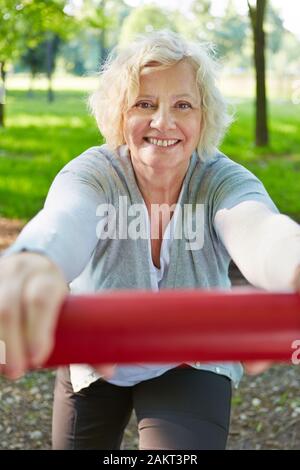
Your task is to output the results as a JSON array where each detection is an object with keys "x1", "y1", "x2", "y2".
[
  {"x1": 271, "y1": 122, "x2": 298, "y2": 134},
  {"x1": 6, "y1": 74, "x2": 99, "y2": 92},
  {"x1": 7, "y1": 115, "x2": 86, "y2": 128},
  {"x1": 0, "y1": 90, "x2": 299, "y2": 221}
]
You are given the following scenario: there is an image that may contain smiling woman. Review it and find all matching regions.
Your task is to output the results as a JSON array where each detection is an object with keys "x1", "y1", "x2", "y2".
[
  {"x1": 89, "y1": 30, "x2": 231, "y2": 161},
  {"x1": 123, "y1": 60, "x2": 202, "y2": 174},
  {"x1": 2, "y1": 30, "x2": 300, "y2": 451}
]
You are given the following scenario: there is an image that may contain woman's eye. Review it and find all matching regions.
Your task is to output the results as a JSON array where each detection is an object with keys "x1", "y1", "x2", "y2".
[
  {"x1": 135, "y1": 102, "x2": 154, "y2": 109},
  {"x1": 177, "y1": 102, "x2": 192, "y2": 109}
]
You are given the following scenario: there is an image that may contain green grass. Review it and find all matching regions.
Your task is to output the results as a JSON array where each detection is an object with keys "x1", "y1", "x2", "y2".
[
  {"x1": 0, "y1": 90, "x2": 102, "y2": 220},
  {"x1": 0, "y1": 90, "x2": 299, "y2": 221},
  {"x1": 221, "y1": 99, "x2": 300, "y2": 220}
]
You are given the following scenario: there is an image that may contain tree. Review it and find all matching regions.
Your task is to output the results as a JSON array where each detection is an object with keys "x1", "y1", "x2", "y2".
[
  {"x1": 266, "y1": 2, "x2": 285, "y2": 55},
  {"x1": 118, "y1": 4, "x2": 177, "y2": 47},
  {"x1": 247, "y1": 0, "x2": 269, "y2": 146},
  {"x1": 0, "y1": 0, "x2": 21, "y2": 126},
  {"x1": 213, "y1": 0, "x2": 249, "y2": 64},
  {"x1": 19, "y1": 1, "x2": 75, "y2": 103},
  {"x1": 76, "y1": 0, "x2": 131, "y2": 67},
  {"x1": 78, "y1": 0, "x2": 109, "y2": 65},
  {"x1": 0, "y1": 0, "x2": 75, "y2": 124},
  {"x1": 190, "y1": 0, "x2": 212, "y2": 34},
  {"x1": 176, "y1": 0, "x2": 213, "y2": 42},
  {"x1": 45, "y1": 33, "x2": 61, "y2": 102},
  {"x1": 21, "y1": 33, "x2": 61, "y2": 100},
  {"x1": 21, "y1": 43, "x2": 46, "y2": 96}
]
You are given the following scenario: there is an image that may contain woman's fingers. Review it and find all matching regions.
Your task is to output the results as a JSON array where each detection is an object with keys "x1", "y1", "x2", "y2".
[
  {"x1": 243, "y1": 361, "x2": 272, "y2": 375},
  {"x1": 292, "y1": 265, "x2": 300, "y2": 291},
  {"x1": 0, "y1": 252, "x2": 68, "y2": 379},
  {"x1": 94, "y1": 364, "x2": 117, "y2": 379},
  {"x1": 0, "y1": 283, "x2": 27, "y2": 379},
  {"x1": 24, "y1": 272, "x2": 69, "y2": 367}
]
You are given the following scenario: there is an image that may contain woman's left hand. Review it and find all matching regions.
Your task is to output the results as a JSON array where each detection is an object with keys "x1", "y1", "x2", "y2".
[
  {"x1": 243, "y1": 361, "x2": 272, "y2": 375},
  {"x1": 244, "y1": 265, "x2": 300, "y2": 376},
  {"x1": 94, "y1": 364, "x2": 117, "y2": 379},
  {"x1": 292, "y1": 264, "x2": 300, "y2": 291}
]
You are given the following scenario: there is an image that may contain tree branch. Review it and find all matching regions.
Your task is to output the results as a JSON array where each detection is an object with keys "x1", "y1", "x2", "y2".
[{"x1": 247, "y1": 0, "x2": 256, "y2": 30}]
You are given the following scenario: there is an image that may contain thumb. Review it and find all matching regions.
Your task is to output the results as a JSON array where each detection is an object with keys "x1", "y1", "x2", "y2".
[
  {"x1": 94, "y1": 364, "x2": 117, "y2": 379},
  {"x1": 243, "y1": 361, "x2": 272, "y2": 375}
]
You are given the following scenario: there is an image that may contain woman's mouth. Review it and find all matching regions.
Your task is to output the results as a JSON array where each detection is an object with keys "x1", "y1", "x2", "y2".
[{"x1": 143, "y1": 137, "x2": 181, "y2": 148}]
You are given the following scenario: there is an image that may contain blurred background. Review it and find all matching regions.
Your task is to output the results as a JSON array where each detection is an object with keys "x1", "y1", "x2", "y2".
[
  {"x1": 0, "y1": 0, "x2": 300, "y2": 222},
  {"x1": 0, "y1": 0, "x2": 299, "y2": 450}
]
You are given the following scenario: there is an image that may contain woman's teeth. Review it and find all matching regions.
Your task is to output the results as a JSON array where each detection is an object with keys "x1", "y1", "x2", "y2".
[{"x1": 145, "y1": 137, "x2": 179, "y2": 147}]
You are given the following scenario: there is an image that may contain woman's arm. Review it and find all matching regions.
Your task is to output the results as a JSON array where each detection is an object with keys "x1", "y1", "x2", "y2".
[
  {"x1": 0, "y1": 163, "x2": 110, "y2": 378},
  {"x1": 214, "y1": 200, "x2": 300, "y2": 375},
  {"x1": 214, "y1": 200, "x2": 300, "y2": 291},
  {"x1": 2, "y1": 169, "x2": 107, "y2": 283}
]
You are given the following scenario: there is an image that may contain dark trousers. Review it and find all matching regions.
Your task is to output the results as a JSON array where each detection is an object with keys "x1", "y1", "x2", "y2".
[{"x1": 52, "y1": 365, "x2": 232, "y2": 450}]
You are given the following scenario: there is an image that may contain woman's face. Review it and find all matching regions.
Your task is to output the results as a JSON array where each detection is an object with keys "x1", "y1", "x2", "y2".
[{"x1": 123, "y1": 60, "x2": 202, "y2": 171}]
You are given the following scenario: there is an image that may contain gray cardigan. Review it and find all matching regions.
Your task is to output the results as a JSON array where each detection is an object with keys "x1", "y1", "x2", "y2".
[
  {"x1": 4, "y1": 144, "x2": 278, "y2": 389},
  {"x1": 67, "y1": 144, "x2": 278, "y2": 389}
]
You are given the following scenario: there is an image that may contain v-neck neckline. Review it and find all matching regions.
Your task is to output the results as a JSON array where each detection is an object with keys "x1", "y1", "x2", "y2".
[
  {"x1": 142, "y1": 182, "x2": 185, "y2": 271},
  {"x1": 117, "y1": 145, "x2": 200, "y2": 289}
]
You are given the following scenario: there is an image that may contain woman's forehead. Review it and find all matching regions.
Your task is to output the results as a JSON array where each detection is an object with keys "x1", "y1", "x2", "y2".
[
  {"x1": 140, "y1": 61, "x2": 196, "y2": 86},
  {"x1": 140, "y1": 59, "x2": 196, "y2": 80},
  {"x1": 138, "y1": 61, "x2": 199, "y2": 98}
]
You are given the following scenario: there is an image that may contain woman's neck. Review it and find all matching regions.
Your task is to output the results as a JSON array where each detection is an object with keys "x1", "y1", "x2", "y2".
[{"x1": 131, "y1": 159, "x2": 189, "y2": 207}]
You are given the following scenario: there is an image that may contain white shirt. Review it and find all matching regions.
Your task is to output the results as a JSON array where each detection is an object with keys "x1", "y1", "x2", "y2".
[{"x1": 70, "y1": 183, "x2": 186, "y2": 390}]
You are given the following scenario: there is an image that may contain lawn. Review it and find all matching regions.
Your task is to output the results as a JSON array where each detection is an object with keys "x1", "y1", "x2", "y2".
[{"x1": 0, "y1": 89, "x2": 299, "y2": 221}]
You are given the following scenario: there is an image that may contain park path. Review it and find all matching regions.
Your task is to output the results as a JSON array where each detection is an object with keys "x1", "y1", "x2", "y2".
[{"x1": 0, "y1": 217, "x2": 25, "y2": 253}]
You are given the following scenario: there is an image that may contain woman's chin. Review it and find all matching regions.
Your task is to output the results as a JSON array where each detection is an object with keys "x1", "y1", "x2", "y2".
[{"x1": 138, "y1": 148, "x2": 183, "y2": 169}]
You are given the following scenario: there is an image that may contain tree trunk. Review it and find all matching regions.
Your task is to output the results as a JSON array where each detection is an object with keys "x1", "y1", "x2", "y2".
[
  {"x1": 248, "y1": 0, "x2": 269, "y2": 146},
  {"x1": 99, "y1": 28, "x2": 106, "y2": 66},
  {"x1": 99, "y1": 0, "x2": 108, "y2": 66},
  {"x1": 0, "y1": 94, "x2": 4, "y2": 128},
  {"x1": 0, "y1": 61, "x2": 6, "y2": 127},
  {"x1": 46, "y1": 38, "x2": 54, "y2": 103},
  {"x1": 28, "y1": 71, "x2": 36, "y2": 98}
]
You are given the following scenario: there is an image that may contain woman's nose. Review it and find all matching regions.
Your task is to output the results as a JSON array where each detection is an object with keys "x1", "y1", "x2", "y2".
[{"x1": 150, "y1": 107, "x2": 176, "y2": 130}]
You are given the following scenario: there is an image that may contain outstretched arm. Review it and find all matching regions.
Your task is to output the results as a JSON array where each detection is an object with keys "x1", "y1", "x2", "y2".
[
  {"x1": 214, "y1": 200, "x2": 300, "y2": 291},
  {"x1": 2, "y1": 168, "x2": 107, "y2": 283},
  {"x1": 214, "y1": 200, "x2": 300, "y2": 375}
]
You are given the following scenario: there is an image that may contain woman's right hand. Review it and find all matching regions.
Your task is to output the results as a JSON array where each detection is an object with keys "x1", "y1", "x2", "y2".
[{"x1": 0, "y1": 252, "x2": 69, "y2": 379}]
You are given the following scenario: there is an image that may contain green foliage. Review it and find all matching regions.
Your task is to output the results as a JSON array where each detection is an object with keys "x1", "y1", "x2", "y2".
[
  {"x1": 0, "y1": 89, "x2": 101, "y2": 219},
  {"x1": 178, "y1": 0, "x2": 299, "y2": 72},
  {"x1": 221, "y1": 99, "x2": 300, "y2": 220},
  {"x1": 0, "y1": 90, "x2": 299, "y2": 222},
  {"x1": 59, "y1": 32, "x2": 100, "y2": 75},
  {"x1": 21, "y1": 35, "x2": 61, "y2": 79},
  {"x1": 213, "y1": 0, "x2": 249, "y2": 62},
  {"x1": 266, "y1": 2, "x2": 284, "y2": 54},
  {"x1": 20, "y1": 43, "x2": 47, "y2": 76},
  {"x1": 118, "y1": 4, "x2": 178, "y2": 46},
  {"x1": 73, "y1": 0, "x2": 132, "y2": 64},
  {"x1": 0, "y1": 0, "x2": 76, "y2": 63}
]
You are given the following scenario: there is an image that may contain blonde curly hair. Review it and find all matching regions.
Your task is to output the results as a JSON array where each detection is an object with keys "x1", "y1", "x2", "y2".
[{"x1": 89, "y1": 29, "x2": 232, "y2": 161}]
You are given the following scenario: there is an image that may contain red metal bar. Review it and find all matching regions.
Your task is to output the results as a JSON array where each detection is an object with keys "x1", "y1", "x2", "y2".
[{"x1": 43, "y1": 289, "x2": 300, "y2": 367}]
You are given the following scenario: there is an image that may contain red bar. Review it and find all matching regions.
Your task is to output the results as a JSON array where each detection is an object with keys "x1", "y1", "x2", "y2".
[{"x1": 43, "y1": 289, "x2": 300, "y2": 367}]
